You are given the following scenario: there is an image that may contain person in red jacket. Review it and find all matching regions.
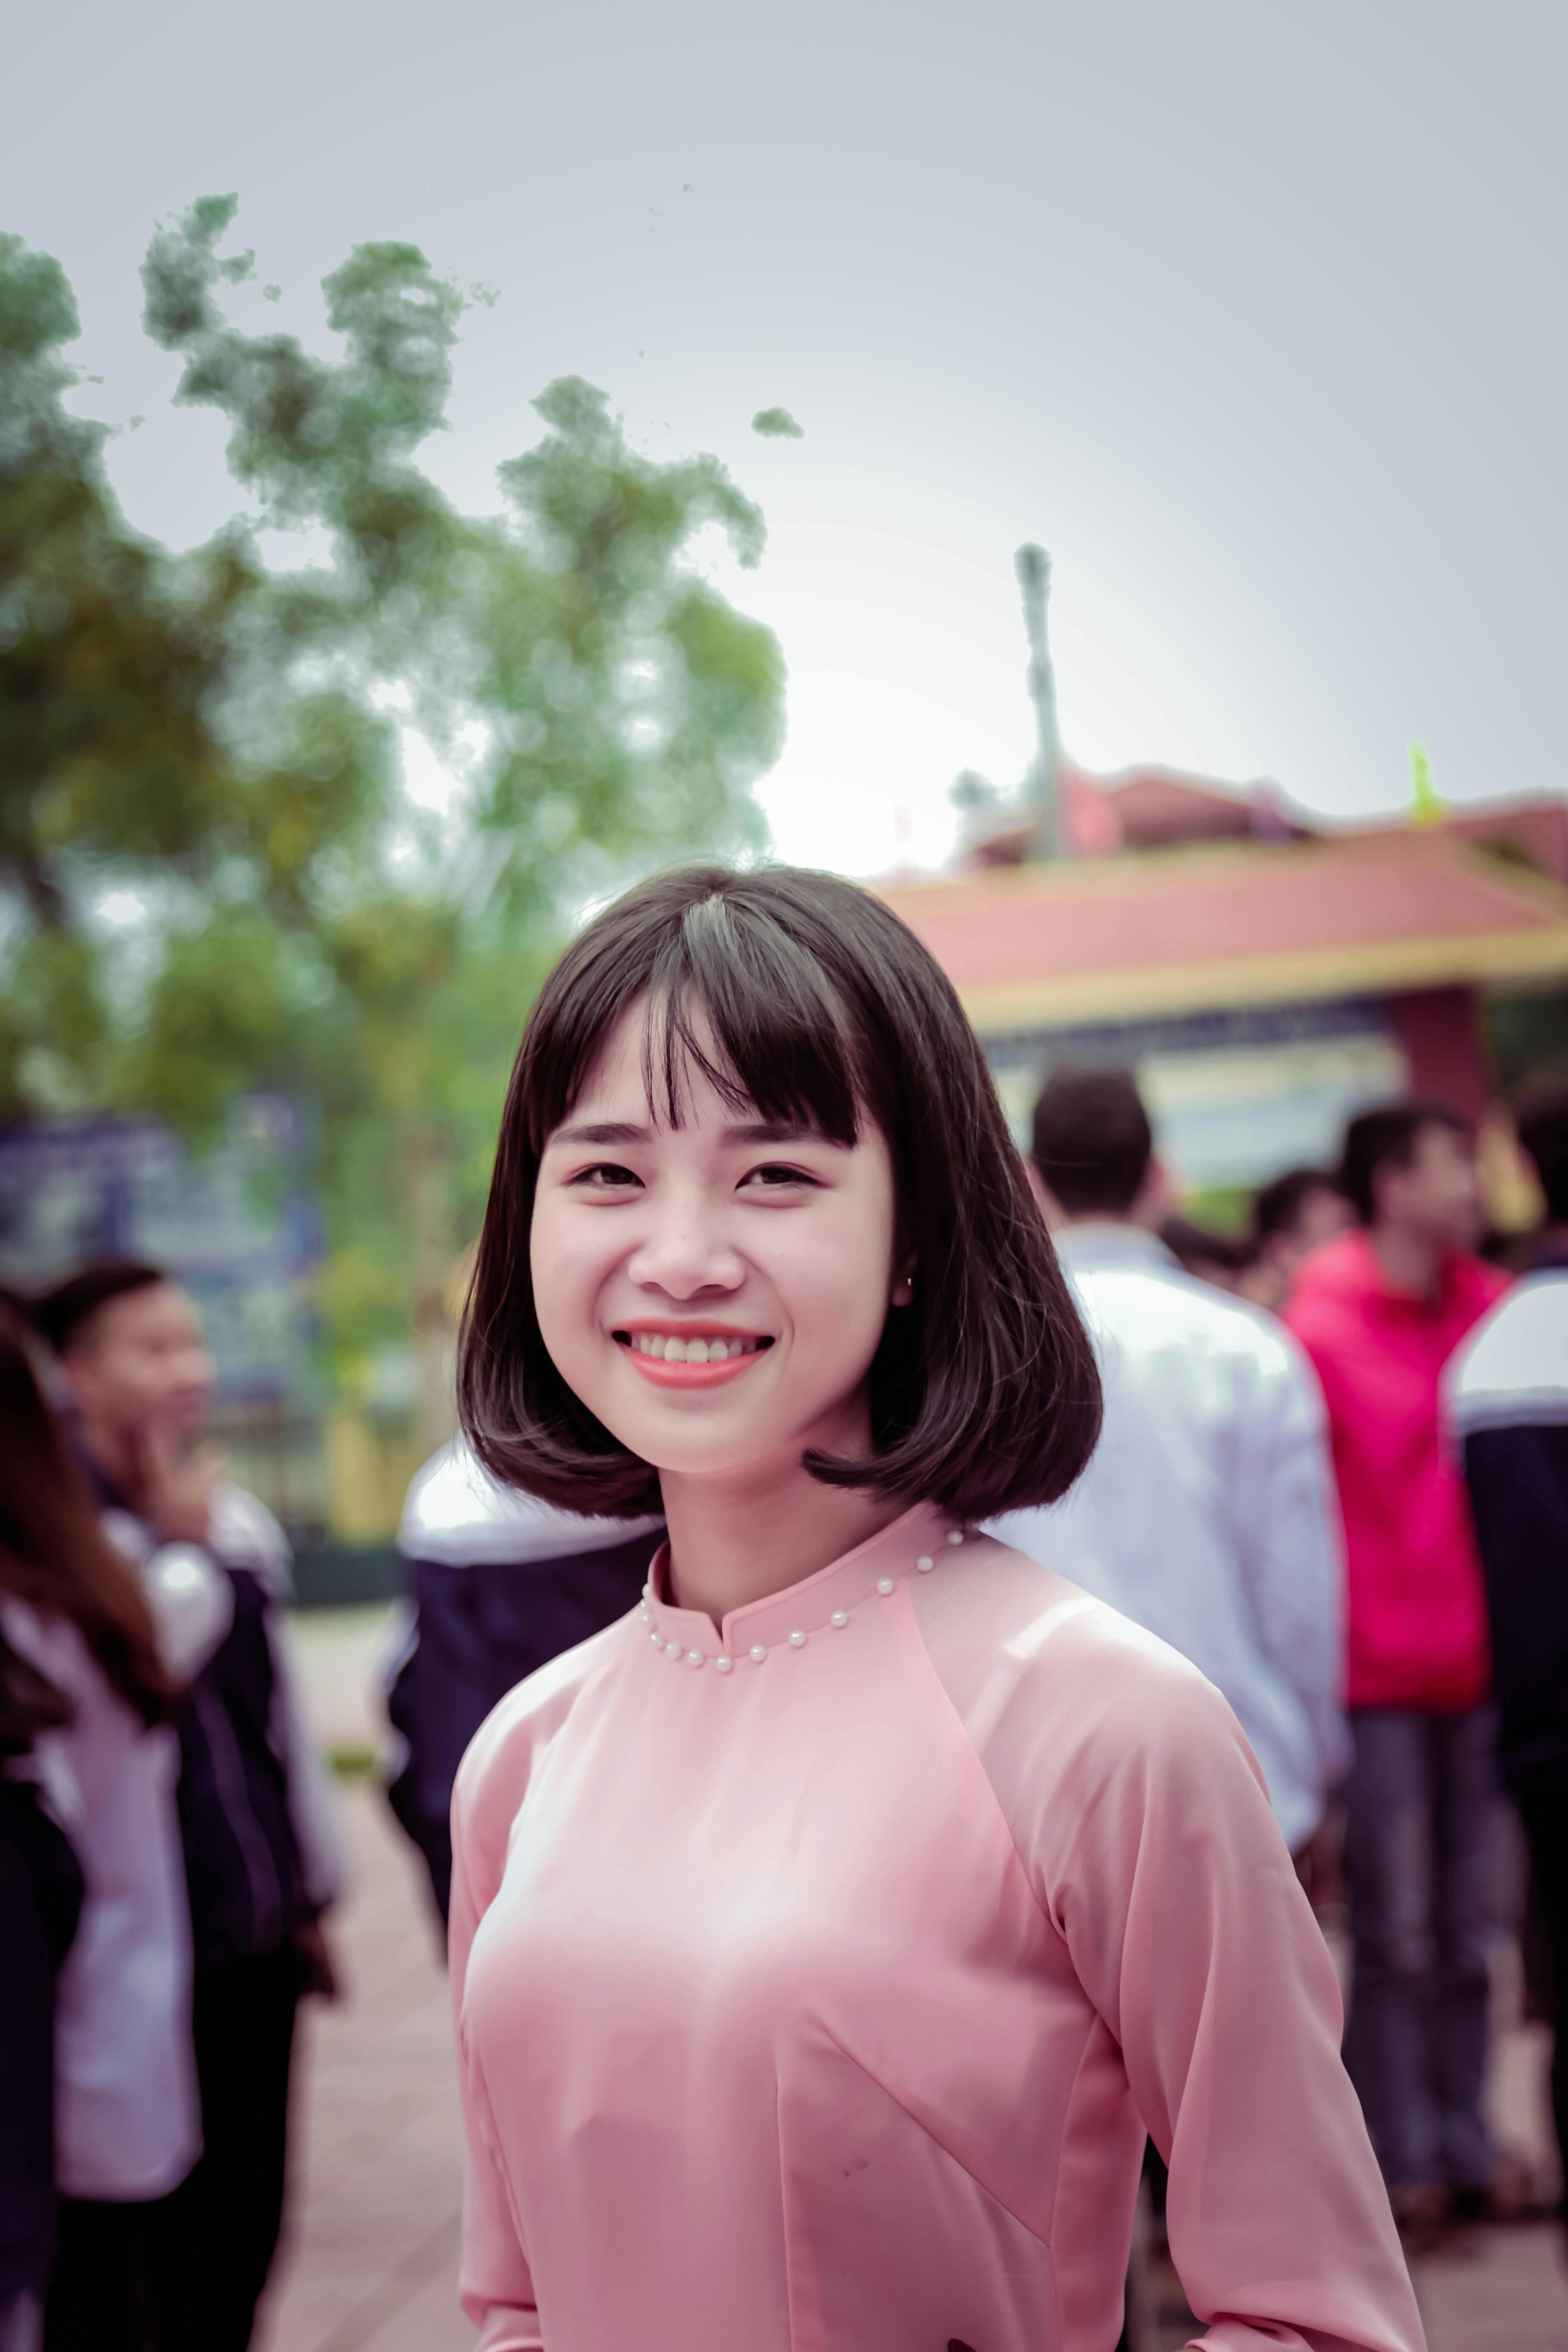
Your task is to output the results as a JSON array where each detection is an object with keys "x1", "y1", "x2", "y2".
[{"x1": 1285, "y1": 1100, "x2": 1507, "y2": 2244}]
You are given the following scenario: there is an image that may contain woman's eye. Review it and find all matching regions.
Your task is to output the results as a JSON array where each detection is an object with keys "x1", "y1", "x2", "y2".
[
  {"x1": 570, "y1": 1163, "x2": 642, "y2": 1191},
  {"x1": 740, "y1": 1163, "x2": 821, "y2": 1191}
]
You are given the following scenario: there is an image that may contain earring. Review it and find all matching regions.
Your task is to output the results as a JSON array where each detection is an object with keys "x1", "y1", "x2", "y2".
[{"x1": 894, "y1": 1273, "x2": 915, "y2": 1305}]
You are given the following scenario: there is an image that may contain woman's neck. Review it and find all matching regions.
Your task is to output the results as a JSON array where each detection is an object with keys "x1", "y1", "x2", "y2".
[{"x1": 660, "y1": 1449, "x2": 906, "y2": 1629}]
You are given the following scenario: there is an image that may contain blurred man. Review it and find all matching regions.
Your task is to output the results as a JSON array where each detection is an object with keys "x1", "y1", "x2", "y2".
[
  {"x1": 33, "y1": 1263, "x2": 343, "y2": 2352},
  {"x1": 991, "y1": 1069, "x2": 1348, "y2": 1867},
  {"x1": 1285, "y1": 1104, "x2": 1507, "y2": 2242},
  {"x1": 1451, "y1": 1086, "x2": 1568, "y2": 2209},
  {"x1": 1241, "y1": 1166, "x2": 1355, "y2": 1311},
  {"x1": 386, "y1": 1437, "x2": 662, "y2": 1926}
]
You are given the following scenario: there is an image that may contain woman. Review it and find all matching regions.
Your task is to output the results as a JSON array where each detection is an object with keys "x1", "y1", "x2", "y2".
[
  {"x1": 451, "y1": 865, "x2": 1423, "y2": 2352},
  {"x1": 0, "y1": 1311, "x2": 228, "y2": 2349}
]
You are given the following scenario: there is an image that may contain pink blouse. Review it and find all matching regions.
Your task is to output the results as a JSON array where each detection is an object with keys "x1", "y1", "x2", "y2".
[{"x1": 450, "y1": 1502, "x2": 1422, "y2": 2352}]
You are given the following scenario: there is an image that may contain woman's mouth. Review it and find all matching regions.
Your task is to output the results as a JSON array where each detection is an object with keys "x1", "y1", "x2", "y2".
[{"x1": 613, "y1": 1328, "x2": 774, "y2": 1388}]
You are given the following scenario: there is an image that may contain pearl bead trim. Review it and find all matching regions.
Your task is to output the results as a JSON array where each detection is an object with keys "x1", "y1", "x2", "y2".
[{"x1": 639, "y1": 1529, "x2": 970, "y2": 1672}]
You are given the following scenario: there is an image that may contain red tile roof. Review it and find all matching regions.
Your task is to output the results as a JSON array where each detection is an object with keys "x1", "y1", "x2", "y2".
[{"x1": 877, "y1": 830, "x2": 1568, "y2": 1032}]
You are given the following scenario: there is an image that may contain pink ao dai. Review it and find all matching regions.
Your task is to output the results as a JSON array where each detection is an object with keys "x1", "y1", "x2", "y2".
[{"x1": 450, "y1": 1503, "x2": 1422, "y2": 2352}]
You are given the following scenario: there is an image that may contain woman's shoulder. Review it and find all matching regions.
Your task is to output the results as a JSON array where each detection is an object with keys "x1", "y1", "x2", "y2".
[
  {"x1": 919, "y1": 1532, "x2": 1275, "y2": 1898},
  {"x1": 920, "y1": 1531, "x2": 1254, "y2": 1777}
]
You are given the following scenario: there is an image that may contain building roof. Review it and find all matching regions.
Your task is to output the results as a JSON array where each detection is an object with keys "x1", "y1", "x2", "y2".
[
  {"x1": 970, "y1": 760, "x2": 1314, "y2": 864},
  {"x1": 972, "y1": 770, "x2": 1568, "y2": 879},
  {"x1": 877, "y1": 828, "x2": 1568, "y2": 1034}
]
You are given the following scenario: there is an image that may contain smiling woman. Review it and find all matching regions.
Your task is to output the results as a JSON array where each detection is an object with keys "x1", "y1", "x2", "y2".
[
  {"x1": 460, "y1": 864, "x2": 1099, "y2": 1534},
  {"x1": 447, "y1": 864, "x2": 1423, "y2": 2352}
]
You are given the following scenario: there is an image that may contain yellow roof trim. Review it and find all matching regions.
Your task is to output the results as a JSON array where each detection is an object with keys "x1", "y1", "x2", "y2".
[{"x1": 960, "y1": 925, "x2": 1568, "y2": 1036}]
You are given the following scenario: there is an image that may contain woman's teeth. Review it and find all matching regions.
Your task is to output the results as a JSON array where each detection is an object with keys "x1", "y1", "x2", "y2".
[{"x1": 628, "y1": 1334, "x2": 763, "y2": 1364}]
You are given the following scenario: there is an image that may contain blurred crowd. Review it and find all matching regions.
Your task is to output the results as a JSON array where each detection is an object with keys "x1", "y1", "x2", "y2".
[
  {"x1": 4, "y1": 1072, "x2": 1568, "y2": 2347},
  {"x1": 0, "y1": 1268, "x2": 343, "y2": 2352}
]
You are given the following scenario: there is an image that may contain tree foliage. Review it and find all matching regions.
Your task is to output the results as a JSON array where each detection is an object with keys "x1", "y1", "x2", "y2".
[{"x1": 0, "y1": 201, "x2": 786, "y2": 1400}]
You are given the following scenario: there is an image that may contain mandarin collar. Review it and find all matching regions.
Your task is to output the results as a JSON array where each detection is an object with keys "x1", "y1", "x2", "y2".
[{"x1": 639, "y1": 1499, "x2": 967, "y2": 1669}]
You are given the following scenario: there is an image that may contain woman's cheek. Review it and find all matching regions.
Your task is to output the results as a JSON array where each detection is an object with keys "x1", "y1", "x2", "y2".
[
  {"x1": 790, "y1": 1255, "x2": 889, "y2": 1377},
  {"x1": 530, "y1": 1219, "x2": 593, "y2": 1378}
]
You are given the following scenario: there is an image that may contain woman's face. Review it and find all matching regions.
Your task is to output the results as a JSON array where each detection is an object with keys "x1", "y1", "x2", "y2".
[{"x1": 530, "y1": 1001, "x2": 901, "y2": 1486}]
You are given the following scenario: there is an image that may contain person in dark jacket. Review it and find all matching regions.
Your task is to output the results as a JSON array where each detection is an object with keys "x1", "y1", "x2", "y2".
[
  {"x1": 386, "y1": 1437, "x2": 662, "y2": 1926},
  {"x1": 0, "y1": 1626, "x2": 84, "y2": 2352},
  {"x1": 1452, "y1": 1085, "x2": 1568, "y2": 2206},
  {"x1": 31, "y1": 1263, "x2": 344, "y2": 2352}
]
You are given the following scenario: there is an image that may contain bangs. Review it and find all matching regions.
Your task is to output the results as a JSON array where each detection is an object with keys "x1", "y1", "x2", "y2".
[{"x1": 531, "y1": 888, "x2": 863, "y2": 1148}]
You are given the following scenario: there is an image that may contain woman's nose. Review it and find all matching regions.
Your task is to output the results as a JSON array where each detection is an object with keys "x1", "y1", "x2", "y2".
[{"x1": 625, "y1": 1205, "x2": 744, "y2": 1299}]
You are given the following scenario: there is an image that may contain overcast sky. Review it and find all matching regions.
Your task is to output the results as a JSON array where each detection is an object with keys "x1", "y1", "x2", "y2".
[{"x1": 7, "y1": 0, "x2": 1565, "y2": 874}]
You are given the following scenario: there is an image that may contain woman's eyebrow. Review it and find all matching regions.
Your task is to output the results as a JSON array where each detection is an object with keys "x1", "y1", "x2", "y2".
[
  {"x1": 723, "y1": 1120, "x2": 842, "y2": 1147},
  {"x1": 548, "y1": 1117, "x2": 844, "y2": 1149},
  {"x1": 551, "y1": 1121, "x2": 650, "y2": 1147}
]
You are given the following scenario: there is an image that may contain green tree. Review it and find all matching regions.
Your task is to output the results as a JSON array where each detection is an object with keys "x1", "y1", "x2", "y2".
[
  {"x1": 0, "y1": 229, "x2": 391, "y2": 1119},
  {"x1": 1, "y1": 202, "x2": 786, "y2": 1438}
]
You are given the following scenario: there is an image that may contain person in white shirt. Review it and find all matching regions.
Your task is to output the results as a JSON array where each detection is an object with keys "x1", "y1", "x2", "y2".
[{"x1": 990, "y1": 1068, "x2": 1349, "y2": 1866}]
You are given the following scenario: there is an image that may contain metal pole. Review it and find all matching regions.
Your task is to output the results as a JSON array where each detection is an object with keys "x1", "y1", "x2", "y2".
[{"x1": 1016, "y1": 542, "x2": 1063, "y2": 861}]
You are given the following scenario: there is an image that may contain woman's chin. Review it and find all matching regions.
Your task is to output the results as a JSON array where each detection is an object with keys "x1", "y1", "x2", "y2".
[
  {"x1": 628, "y1": 1438, "x2": 787, "y2": 1485},
  {"x1": 599, "y1": 1411, "x2": 805, "y2": 1488}
]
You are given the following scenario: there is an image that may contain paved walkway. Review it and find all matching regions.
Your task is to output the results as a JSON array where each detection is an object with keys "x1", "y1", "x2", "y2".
[
  {"x1": 263, "y1": 1612, "x2": 1568, "y2": 2352},
  {"x1": 256, "y1": 1785, "x2": 470, "y2": 2352}
]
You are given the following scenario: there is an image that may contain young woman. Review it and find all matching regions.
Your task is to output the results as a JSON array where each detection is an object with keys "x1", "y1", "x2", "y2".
[
  {"x1": 450, "y1": 865, "x2": 1422, "y2": 2352},
  {"x1": 0, "y1": 1311, "x2": 229, "y2": 2349}
]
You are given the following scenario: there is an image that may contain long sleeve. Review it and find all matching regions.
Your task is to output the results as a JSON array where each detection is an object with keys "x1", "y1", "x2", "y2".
[
  {"x1": 384, "y1": 1556, "x2": 494, "y2": 1921},
  {"x1": 1014, "y1": 1619, "x2": 1421, "y2": 2352},
  {"x1": 265, "y1": 1608, "x2": 348, "y2": 1913},
  {"x1": 207, "y1": 1481, "x2": 347, "y2": 1912},
  {"x1": 1230, "y1": 1342, "x2": 1351, "y2": 1816},
  {"x1": 141, "y1": 1542, "x2": 235, "y2": 1680},
  {"x1": 102, "y1": 1507, "x2": 234, "y2": 1684},
  {"x1": 449, "y1": 1710, "x2": 546, "y2": 2352},
  {"x1": 0, "y1": 1599, "x2": 200, "y2": 2199},
  {"x1": 1451, "y1": 1274, "x2": 1568, "y2": 1792}
]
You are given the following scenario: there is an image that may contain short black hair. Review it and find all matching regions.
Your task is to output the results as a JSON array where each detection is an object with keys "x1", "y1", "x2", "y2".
[
  {"x1": 1252, "y1": 1166, "x2": 1347, "y2": 1241},
  {"x1": 1337, "y1": 1101, "x2": 1472, "y2": 1225},
  {"x1": 27, "y1": 1262, "x2": 168, "y2": 1356},
  {"x1": 1516, "y1": 1085, "x2": 1568, "y2": 1225},
  {"x1": 1030, "y1": 1067, "x2": 1153, "y2": 1216},
  {"x1": 460, "y1": 864, "x2": 1102, "y2": 1520}
]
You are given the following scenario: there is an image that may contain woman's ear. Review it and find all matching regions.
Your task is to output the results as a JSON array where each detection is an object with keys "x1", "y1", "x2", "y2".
[{"x1": 890, "y1": 1260, "x2": 916, "y2": 1307}]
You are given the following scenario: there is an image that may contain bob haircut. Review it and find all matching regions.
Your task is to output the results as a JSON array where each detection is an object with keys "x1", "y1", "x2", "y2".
[{"x1": 460, "y1": 863, "x2": 1102, "y2": 1521}]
